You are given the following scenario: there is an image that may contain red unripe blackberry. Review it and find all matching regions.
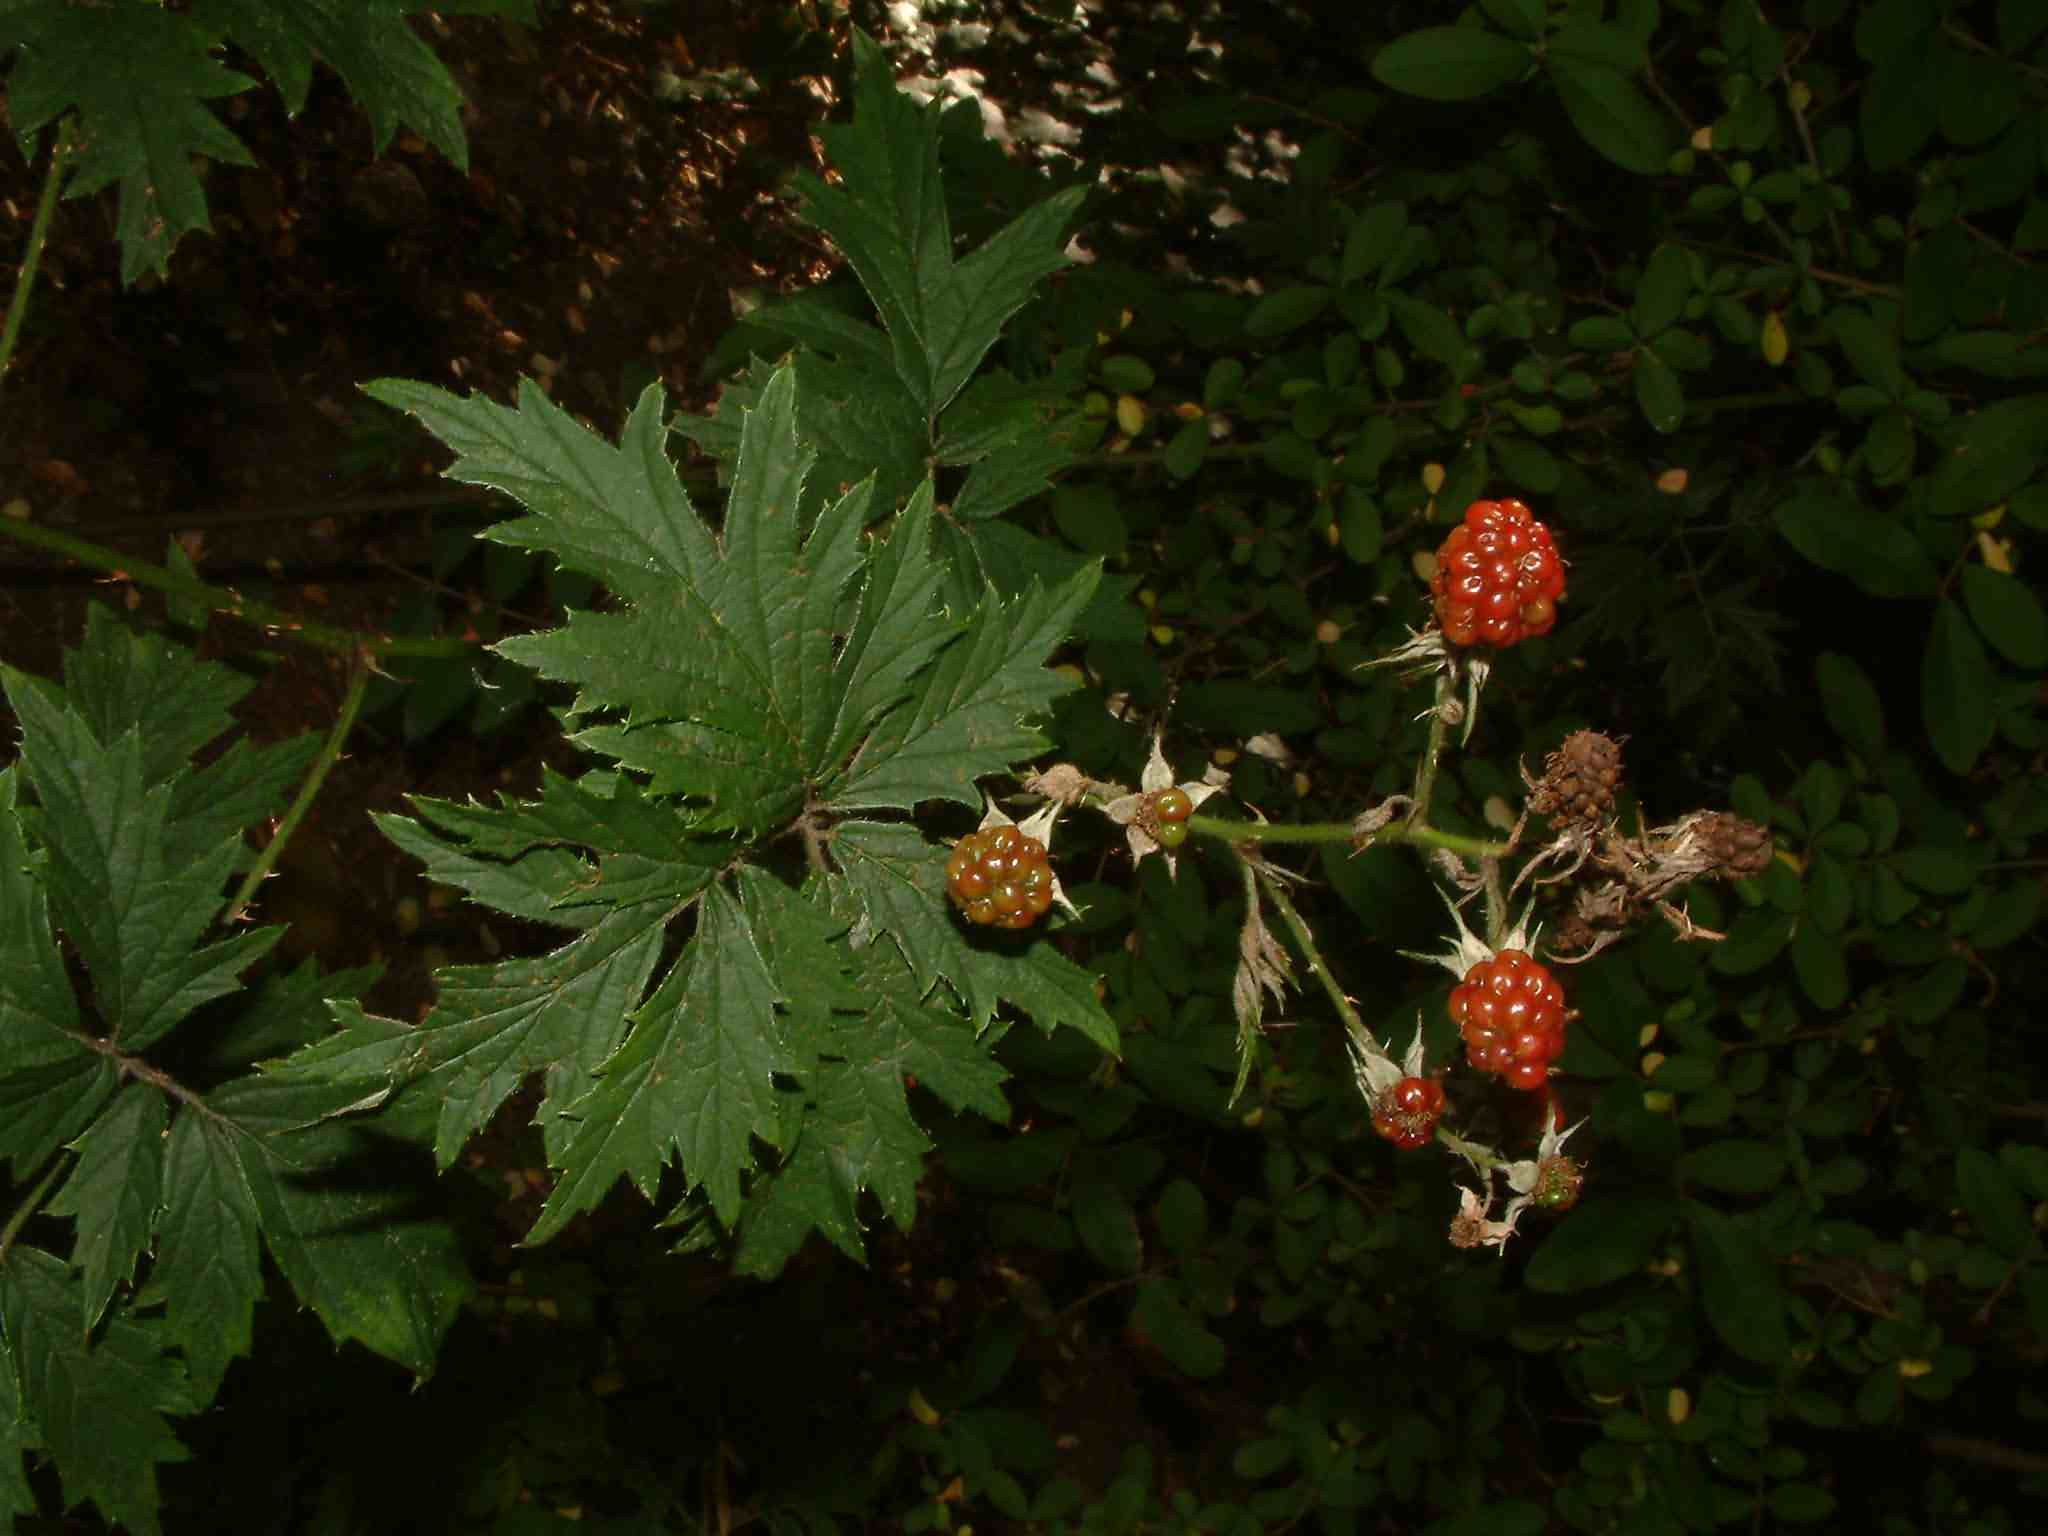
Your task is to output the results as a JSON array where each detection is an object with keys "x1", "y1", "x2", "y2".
[
  {"x1": 946, "y1": 825, "x2": 1056, "y2": 930},
  {"x1": 1372, "y1": 1075, "x2": 1446, "y2": 1149},
  {"x1": 1430, "y1": 498, "x2": 1566, "y2": 649},
  {"x1": 1449, "y1": 948, "x2": 1571, "y2": 1091}
]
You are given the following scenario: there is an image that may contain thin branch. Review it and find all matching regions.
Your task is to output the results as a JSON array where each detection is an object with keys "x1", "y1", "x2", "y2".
[
  {"x1": 1407, "y1": 668, "x2": 1458, "y2": 828},
  {"x1": 0, "y1": 122, "x2": 72, "y2": 402},
  {"x1": 1193, "y1": 811, "x2": 1509, "y2": 862},
  {"x1": 0, "y1": 1153, "x2": 71, "y2": 1265},
  {"x1": 1777, "y1": 67, "x2": 1847, "y2": 264},
  {"x1": 0, "y1": 518, "x2": 479, "y2": 660},
  {"x1": 1924, "y1": 1433, "x2": 2048, "y2": 1477},
  {"x1": 225, "y1": 654, "x2": 375, "y2": 927}
]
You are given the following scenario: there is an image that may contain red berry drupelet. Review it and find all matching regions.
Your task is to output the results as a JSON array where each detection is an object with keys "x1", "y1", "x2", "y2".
[
  {"x1": 1372, "y1": 1075, "x2": 1446, "y2": 1150},
  {"x1": 1431, "y1": 498, "x2": 1566, "y2": 649},
  {"x1": 1450, "y1": 949, "x2": 1572, "y2": 1091},
  {"x1": 946, "y1": 824, "x2": 1057, "y2": 930}
]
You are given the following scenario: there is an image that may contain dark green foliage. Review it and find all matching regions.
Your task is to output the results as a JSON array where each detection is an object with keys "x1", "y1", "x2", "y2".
[{"x1": 3, "y1": 1, "x2": 2047, "y2": 1533}]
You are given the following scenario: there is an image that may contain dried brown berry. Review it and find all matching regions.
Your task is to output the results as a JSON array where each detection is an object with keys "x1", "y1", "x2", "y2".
[
  {"x1": 1694, "y1": 812, "x2": 1773, "y2": 881},
  {"x1": 1528, "y1": 730, "x2": 1624, "y2": 831}
]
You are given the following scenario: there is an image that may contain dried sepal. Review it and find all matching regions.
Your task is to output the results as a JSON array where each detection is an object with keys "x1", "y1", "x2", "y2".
[
  {"x1": 1103, "y1": 733, "x2": 1227, "y2": 875},
  {"x1": 1349, "y1": 794, "x2": 1416, "y2": 850},
  {"x1": 1232, "y1": 894, "x2": 1294, "y2": 1041},
  {"x1": 1024, "y1": 761, "x2": 1112, "y2": 806},
  {"x1": 1400, "y1": 884, "x2": 1541, "y2": 978},
  {"x1": 1359, "y1": 624, "x2": 1447, "y2": 677},
  {"x1": 1443, "y1": 1107, "x2": 1588, "y2": 1252},
  {"x1": 1347, "y1": 1015, "x2": 1427, "y2": 1103},
  {"x1": 1448, "y1": 1185, "x2": 1524, "y2": 1252},
  {"x1": 973, "y1": 798, "x2": 1080, "y2": 919},
  {"x1": 1536, "y1": 808, "x2": 1762, "y2": 962}
]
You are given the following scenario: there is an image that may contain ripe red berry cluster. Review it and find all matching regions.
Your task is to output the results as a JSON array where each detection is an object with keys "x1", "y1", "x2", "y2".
[
  {"x1": 1152, "y1": 786, "x2": 1193, "y2": 850},
  {"x1": 1449, "y1": 949, "x2": 1570, "y2": 1091},
  {"x1": 946, "y1": 825, "x2": 1055, "y2": 930},
  {"x1": 1372, "y1": 1075, "x2": 1446, "y2": 1150},
  {"x1": 1431, "y1": 498, "x2": 1566, "y2": 649}
]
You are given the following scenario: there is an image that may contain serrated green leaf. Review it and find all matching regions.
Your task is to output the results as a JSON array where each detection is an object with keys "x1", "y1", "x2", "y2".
[
  {"x1": 739, "y1": 915, "x2": 1014, "y2": 1270},
  {"x1": 373, "y1": 809, "x2": 595, "y2": 928},
  {"x1": 0, "y1": 1247, "x2": 198, "y2": 1535},
  {"x1": 3, "y1": 672, "x2": 282, "y2": 1052},
  {"x1": 822, "y1": 485, "x2": 963, "y2": 787},
  {"x1": 401, "y1": 902, "x2": 675, "y2": 1167},
  {"x1": 171, "y1": 735, "x2": 323, "y2": 868},
  {"x1": 1371, "y1": 27, "x2": 1530, "y2": 101},
  {"x1": 47, "y1": 1085, "x2": 167, "y2": 1331},
  {"x1": 189, "y1": 0, "x2": 470, "y2": 164},
  {"x1": 529, "y1": 882, "x2": 791, "y2": 1238},
  {"x1": 731, "y1": 1108, "x2": 866, "y2": 1278},
  {"x1": 203, "y1": 1077, "x2": 471, "y2": 1376},
  {"x1": 1923, "y1": 599, "x2": 1996, "y2": 775},
  {"x1": 0, "y1": 1058, "x2": 118, "y2": 1183},
  {"x1": 59, "y1": 608, "x2": 251, "y2": 783},
  {"x1": 0, "y1": 1338, "x2": 39, "y2": 1523},
  {"x1": 797, "y1": 33, "x2": 1083, "y2": 418},
  {"x1": 3, "y1": 2, "x2": 257, "y2": 281},
  {"x1": 828, "y1": 822, "x2": 1117, "y2": 1054},
  {"x1": 145, "y1": 1113, "x2": 263, "y2": 1399},
  {"x1": 741, "y1": 287, "x2": 896, "y2": 373},
  {"x1": 0, "y1": 774, "x2": 100, "y2": 1169},
  {"x1": 363, "y1": 377, "x2": 717, "y2": 612},
  {"x1": 952, "y1": 409, "x2": 1094, "y2": 522},
  {"x1": 829, "y1": 563, "x2": 1097, "y2": 812}
]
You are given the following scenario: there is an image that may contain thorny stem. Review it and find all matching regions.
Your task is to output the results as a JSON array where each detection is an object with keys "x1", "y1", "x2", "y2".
[
  {"x1": 1406, "y1": 668, "x2": 1458, "y2": 830},
  {"x1": 225, "y1": 655, "x2": 374, "y2": 927},
  {"x1": 0, "y1": 518, "x2": 478, "y2": 660},
  {"x1": 0, "y1": 1153, "x2": 71, "y2": 1265},
  {"x1": 1250, "y1": 856, "x2": 1365, "y2": 1047},
  {"x1": 1437, "y1": 1127, "x2": 1511, "y2": 1176},
  {"x1": 0, "y1": 123, "x2": 70, "y2": 403},
  {"x1": 83, "y1": 1035, "x2": 224, "y2": 1123},
  {"x1": 1193, "y1": 811, "x2": 1508, "y2": 861},
  {"x1": 1481, "y1": 856, "x2": 1510, "y2": 950}
]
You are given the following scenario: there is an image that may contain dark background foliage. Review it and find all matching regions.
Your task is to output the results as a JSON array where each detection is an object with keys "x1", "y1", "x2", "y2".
[{"x1": 2, "y1": 0, "x2": 2046, "y2": 1532}]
